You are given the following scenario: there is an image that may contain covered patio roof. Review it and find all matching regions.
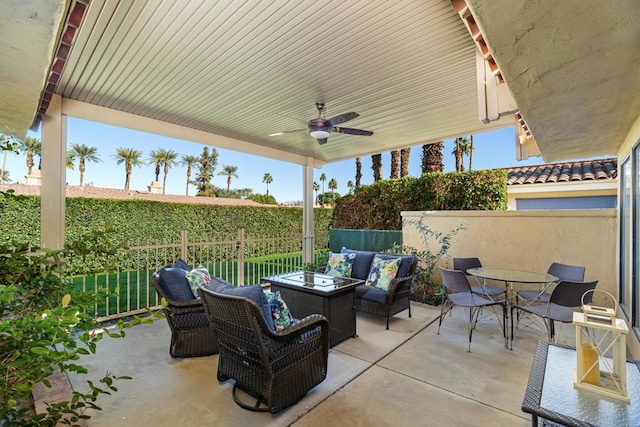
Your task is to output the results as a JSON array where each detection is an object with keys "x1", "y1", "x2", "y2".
[{"x1": 2, "y1": 0, "x2": 638, "y2": 166}]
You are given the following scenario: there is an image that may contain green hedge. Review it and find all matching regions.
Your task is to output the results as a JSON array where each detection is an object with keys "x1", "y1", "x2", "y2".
[
  {"x1": 0, "y1": 193, "x2": 333, "y2": 249},
  {"x1": 332, "y1": 170, "x2": 507, "y2": 230}
]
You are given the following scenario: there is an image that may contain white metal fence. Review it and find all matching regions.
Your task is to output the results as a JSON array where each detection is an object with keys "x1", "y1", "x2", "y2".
[{"x1": 71, "y1": 229, "x2": 329, "y2": 321}]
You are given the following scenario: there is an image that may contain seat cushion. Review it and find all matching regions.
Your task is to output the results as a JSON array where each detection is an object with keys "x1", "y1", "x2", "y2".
[
  {"x1": 186, "y1": 267, "x2": 211, "y2": 298},
  {"x1": 206, "y1": 280, "x2": 276, "y2": 331},
  {"x1": 341, "y1": 248, "x2": 376, "y2": 280},
  {"x1": 324, "y1": 252, "x2": 356, "y2": 277},
  {"x1": 264, "y1": 290, "x2": 294, "y2": 331},
  {"x1": 365, "y1": 256, "x2": 401, "y2": 291},
  {"x1": 157, "y1": 266, "x2": 195, "y2": 301},
  {"x1": 357, "y1": 285, "x2": 388, "y2": 304}
]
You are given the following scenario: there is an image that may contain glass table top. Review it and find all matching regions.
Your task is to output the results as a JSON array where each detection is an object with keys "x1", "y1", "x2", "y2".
[
  {"x1": 467, "y1": 267, "x2": 558, "y2": 283},
  {"x1": 262, "y1": 271, "x2": 363, "y2": 293}
]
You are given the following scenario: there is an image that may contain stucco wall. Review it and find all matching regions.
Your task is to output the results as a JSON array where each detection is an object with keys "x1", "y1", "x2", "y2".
[{"x1": 402, "y1": 209, "x2": 617, "y2": 306}]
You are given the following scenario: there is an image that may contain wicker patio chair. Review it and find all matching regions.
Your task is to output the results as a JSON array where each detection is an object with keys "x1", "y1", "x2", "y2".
[
  {"x1": 198, "y1": 286, "x2": 330, "y2": 414},
  {"x1": 453, "y1": 257, "x2": 506, "y2": 301},
  {"x1": 151, "y1": 272, "x2": 219, "y2": 358},
  {"x1": 438, "y1": 267, "x2": 506, "y2": 352},
  {"x1": 516, "y1": 262, "x2": 586, "y2": 305},
  {"x1": 510, "y1": 279, "x2": 598, "y2": 348}
]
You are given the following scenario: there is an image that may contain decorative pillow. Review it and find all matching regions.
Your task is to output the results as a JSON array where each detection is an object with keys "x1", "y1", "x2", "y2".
[
  {"x1": 263, "y1": 290, "x2": 294, "y2": 331},
  {"x1": 365, "y1": 256, "x2": 401, "y2": 291},
  {"x1": 324, "y1": 252, "x2": 356, "y2": 277},
  {"x1": 206, "y1": 280, "x2": 276, "y2": 331},
  {"x1": 156, "y1": 267, "x2": 195, "y2": 301},
  {"x1": 186, "y1": 267, "x2": 211, "y2": 298}
]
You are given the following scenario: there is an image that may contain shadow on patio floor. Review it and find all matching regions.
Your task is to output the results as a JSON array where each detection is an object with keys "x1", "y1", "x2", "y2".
[{"x1": 65, "y1": 303, "x2": 574, "y2": 426}]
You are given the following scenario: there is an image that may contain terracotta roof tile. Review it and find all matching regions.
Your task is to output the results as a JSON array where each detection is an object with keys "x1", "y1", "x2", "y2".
[
  {"x1": 0, "y1": 184, "x2": 269, "y2": 207},
  {"x1": 505, "y1": 158, "x2": 617, "y2": 186}
]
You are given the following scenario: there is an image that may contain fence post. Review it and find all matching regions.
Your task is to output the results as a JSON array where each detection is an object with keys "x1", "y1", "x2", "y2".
[
  {"x1": 181, "y1": 230, "x2": 188, "y2": 263},
  {"x1": 237, "y1": 228, "x2": 245, "y2": 285}
]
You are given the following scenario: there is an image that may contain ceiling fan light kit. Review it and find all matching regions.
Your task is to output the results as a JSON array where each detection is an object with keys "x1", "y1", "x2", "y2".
[{"x1": 272, "y1": 101, "x2": 373, "y2": 145}]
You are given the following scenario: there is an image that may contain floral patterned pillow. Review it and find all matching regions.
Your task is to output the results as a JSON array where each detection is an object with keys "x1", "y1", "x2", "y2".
[
  {"x1": 263, "y1": 290, "x2": 294, "y2": 331},
  {"x1": 365, "y1": 256, "x2": 401, "y2": 291},
  {"x1": 324, "y1": 252, "x2": 356, "y2": 277},
  {"x1": 186, "y1": 267, "x2": 211, "y2": 298}
]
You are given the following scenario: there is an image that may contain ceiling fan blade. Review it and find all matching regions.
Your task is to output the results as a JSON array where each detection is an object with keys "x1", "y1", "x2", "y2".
[
  {"x1": 334, "y1": 126, "x2": 373, "y2": 136},
  {"x1": 327, "y1": 112, "x2": 359, "y2": 126},
  {"x1": 268, "y1": 128, "x2": 307, "y2": 136},
  {"x1": 316, "y1": 138, "x2": 328, "y2": 145}
]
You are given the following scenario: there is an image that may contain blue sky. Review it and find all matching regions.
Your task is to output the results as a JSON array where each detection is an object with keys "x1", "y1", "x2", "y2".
[{"x1": 4, "y1": 118, "x2": 544, "y2": 202}]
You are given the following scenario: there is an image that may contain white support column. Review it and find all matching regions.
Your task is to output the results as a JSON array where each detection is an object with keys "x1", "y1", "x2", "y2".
[
  {"x1": 41, "y1": 94, "x2": 67, "y2": 250},
  {"x1": 302, "y1": 157, "x2": 315, "y2": 265}
]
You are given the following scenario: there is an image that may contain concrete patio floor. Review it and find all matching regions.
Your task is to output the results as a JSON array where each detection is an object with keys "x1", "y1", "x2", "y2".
[{"x1": 66, "y1": 303, "x2": 576, "y2": 426}]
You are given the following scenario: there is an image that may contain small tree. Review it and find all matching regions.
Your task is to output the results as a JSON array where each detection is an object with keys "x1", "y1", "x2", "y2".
[
  {"x1": 328, "y1": 178, "x2": 338, "y2": 206},
  {"x1": 194, "y1": 146, "x2": 218, "y2": 197}
]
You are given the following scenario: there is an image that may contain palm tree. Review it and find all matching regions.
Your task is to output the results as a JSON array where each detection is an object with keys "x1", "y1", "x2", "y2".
[
  {"x1": 262, "y1": 172, "x2": 273, "y2": 196},
  {"x1": 371, "y1": 154, "x2": 382, "y2": 181},
  {"x1": 148, "y1": 149, "x2": 164, "y2": 182},
  {"x1": 218, "y1": 164, "x2": 239, "y2": 191},
  {"x1": 19, "y1": 136, "x2": 41, "y2": 175},
  {"x1": 400, "y1": 148, "x2": 411, "y2": 177},
  {"x1": 181, "y1": 154, "x2": 200, "y2": 196},
  {"x1": 452, "y1": 137, "x2": 468, "y2": 172},
  {"x1": 328, "y1": 178, "x2": 338, "y2": 206},
  {"x1": 66, "y1": 153, "x2": 75, "y2": 170},
  {"x1": 319, "y1": 173, "x2": 327, "y2": 207},
  {"x1": 313, "y1": 181, "x2": 320, "y2": 205},
  {"x1": 468, "y1": 134, "x2": 474, "y2": 171},
  {"x1": 112, "y1": 147, "x2": 144, "y2": 190},
  {"x1": 355, "y1": 157, "x2": 362, "y2": 187},
  {"x1": 69, "y1": 143, "x2": 101, "y2": 186},
  {"x1": 1, "y1": 169, "x2": 10, "y2": 183},
  {"x1": 149, "y1": 148, "x2": 178, "y2": 194},
  {"x1": 390, "y1": 150, "x2": 400, "y2": 178},
  {"x1": 421, "y1": 142, "x2": 444, "y2": 173},
  {"x1": 347, "y1": 180, "x2": 354, "y2": 195}
]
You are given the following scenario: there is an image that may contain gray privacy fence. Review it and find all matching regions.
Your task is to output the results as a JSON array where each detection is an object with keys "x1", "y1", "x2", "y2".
[{"x1": 71, "y1": 229, "x2": 329, "y2": 321}]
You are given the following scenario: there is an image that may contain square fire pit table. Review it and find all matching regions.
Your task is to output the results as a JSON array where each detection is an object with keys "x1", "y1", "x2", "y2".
[{"x1": 262, "y1": 271, "x2": 364, "y2": 347}]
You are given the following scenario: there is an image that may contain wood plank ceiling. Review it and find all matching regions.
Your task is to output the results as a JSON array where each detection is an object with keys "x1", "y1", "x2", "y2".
[{"x1": 55, "y1": 0, "x2": 510, "y2": 164}]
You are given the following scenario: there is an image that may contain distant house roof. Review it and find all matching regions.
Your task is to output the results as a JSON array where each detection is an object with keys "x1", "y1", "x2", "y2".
[
  {"x1": 0, "y1": 184, "x2": 267, "y2": 207},
  {"x1": 505, "y1": 158, "x2": 617, "y2": 186}
]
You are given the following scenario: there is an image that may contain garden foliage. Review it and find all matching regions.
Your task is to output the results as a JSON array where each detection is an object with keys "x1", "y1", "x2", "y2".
[{"x1": 333, "y1": 170, "x2": 507, "y2": 230}]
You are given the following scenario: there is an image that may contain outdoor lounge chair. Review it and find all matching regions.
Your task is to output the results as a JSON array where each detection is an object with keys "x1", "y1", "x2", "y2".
[
  {"x1": 151, "y1": 270, "x2": 219, "y2": 358},
  {"x1": 198, "y1": 286, "x2": 330, "y2": 414}
]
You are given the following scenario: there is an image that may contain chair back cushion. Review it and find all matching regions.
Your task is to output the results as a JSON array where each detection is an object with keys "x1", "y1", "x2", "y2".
[
  {"x1": 156, "y1": 266, "x2": 195, "y2": 301},
  {"x1": 341, "y1": 248, "x2": 376, "y2": 280},
  {"x1": 206, "y1": 280, "x2": 276, "y2": 331}
]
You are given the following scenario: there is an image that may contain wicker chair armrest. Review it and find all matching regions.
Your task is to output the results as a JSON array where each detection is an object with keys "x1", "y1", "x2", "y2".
[
  {"x1": 165, "y1": 298, "x2": 205, "y2": 315},
  {"x1": 386, "y1": 275, "x2": 413, "y2": 301}
]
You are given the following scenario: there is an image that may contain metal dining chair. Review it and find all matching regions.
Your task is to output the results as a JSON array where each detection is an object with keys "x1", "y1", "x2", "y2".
[
  {"x1": 438, "y1": 267, "x2": 506, "y2": 352},
  {"x1": 453, "y1": 257, "x2": 506, "y2": 302},
  {"x1": 510, "y1": 279, "x2": 598, "y2": 348},
  {"x1": 516, "y1": 262, "x2": 585, "y2": 305}
]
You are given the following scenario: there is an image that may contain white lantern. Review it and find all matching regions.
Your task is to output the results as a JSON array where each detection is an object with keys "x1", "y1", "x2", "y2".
[{"x1": 573, "y1": 290, "x2": 630, "y2": 403}]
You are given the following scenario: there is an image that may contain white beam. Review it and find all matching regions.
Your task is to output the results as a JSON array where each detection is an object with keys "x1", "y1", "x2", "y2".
[
  {"x1": 61, "y1": 98, "x2": 325, "y2": 168},
  {"x1": 41, "y1": 94, "x2": 66, "y2": 250},
  {"x1": 302, "y1": 157, "x2": 315, "y2": 264}
]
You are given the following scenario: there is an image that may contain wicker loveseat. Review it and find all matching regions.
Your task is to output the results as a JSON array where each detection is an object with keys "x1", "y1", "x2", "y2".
[
  {"x1": 319, "y1": 248, "x2": 417, "y2": 329},
  {"x1": 151, "y1": 261, "x2": 219, "y2": 358}
]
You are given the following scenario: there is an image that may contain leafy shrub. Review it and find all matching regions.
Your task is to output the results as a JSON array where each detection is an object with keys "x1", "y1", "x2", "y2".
[
  {"x1": 332, "y1": 170, "x2": 507, "y2": 230},
  {"x1": 0, "y1": 235, "x2": 156, "y2": 426}
]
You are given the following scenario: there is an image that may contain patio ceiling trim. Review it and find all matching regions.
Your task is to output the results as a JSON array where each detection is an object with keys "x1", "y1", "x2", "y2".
[{"x1": 62, "y1": 98, "x2": 319, "y2": 167}]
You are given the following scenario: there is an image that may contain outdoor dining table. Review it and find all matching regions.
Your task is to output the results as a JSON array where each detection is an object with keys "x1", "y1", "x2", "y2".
[{"x1": 466, "y1": 267, "x2": 559, "y2": 306}]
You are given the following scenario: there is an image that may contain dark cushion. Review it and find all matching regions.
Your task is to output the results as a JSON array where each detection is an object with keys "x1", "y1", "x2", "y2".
[
  {"x1": 357, "y1": 285, "x2": 388, "y2": 304},
  {"x1": 173, "y1": 258, "x2": 190, "y2": 271},
  {"x1": 206, "y1": 280, "x2": 276, "y2": 331},
  {"x1": 157, "y1": 267, "x2": 196, "y2": 301},
  {"x1": 375, "y1": 254, "x2": 414, "y2": 279},
  {"x1": 341, "y1": 248, "x2": 376, "y2": 280}
]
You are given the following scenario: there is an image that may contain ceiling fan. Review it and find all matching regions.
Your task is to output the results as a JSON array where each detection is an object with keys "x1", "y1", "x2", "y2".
[{"x1": 269, "y1": 102, "x2": 374, "y2": 145}]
